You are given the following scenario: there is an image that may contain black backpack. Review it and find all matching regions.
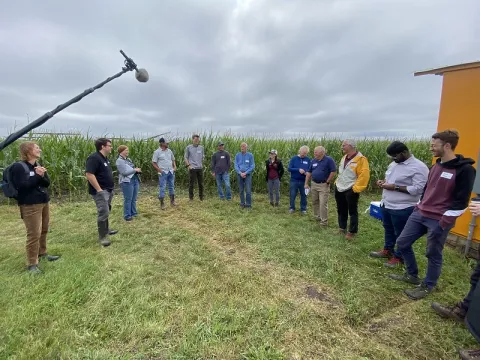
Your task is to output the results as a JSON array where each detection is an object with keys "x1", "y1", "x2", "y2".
[{"x1": 1, "y1": 162, "x2": 30, "y2": 199}]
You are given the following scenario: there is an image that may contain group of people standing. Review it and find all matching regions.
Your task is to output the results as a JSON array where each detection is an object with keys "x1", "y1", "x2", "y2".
[{"x1": 5, "y1": 129, "x2": 480, "y2": 356}]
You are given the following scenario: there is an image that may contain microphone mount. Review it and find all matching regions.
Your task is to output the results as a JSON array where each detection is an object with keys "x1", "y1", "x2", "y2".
[
  {"x1": 120, "y1": 50, "x2": 139, "y2": 72},
  {"x1": 0, "y1": 50, "x2": 147, "y2": 151}
]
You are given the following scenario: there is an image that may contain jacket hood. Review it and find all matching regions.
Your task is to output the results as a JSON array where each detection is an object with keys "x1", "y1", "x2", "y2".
[{"x1": 436, "y1": 154, "x2": 475, "y2": 168}]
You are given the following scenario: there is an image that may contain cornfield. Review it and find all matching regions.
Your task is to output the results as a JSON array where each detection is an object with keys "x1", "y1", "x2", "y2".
[{"x1": 0, "y1": 133, "x2": 432, "y2": 198}]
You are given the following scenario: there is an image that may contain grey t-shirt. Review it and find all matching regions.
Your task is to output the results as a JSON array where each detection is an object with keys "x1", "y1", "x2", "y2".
[
  {"x1": 184, "y1": 144, "x2": 205, "y2": 169},
  {"x1": 152, "y1": 148, "x2": 175, "y2": 173}
]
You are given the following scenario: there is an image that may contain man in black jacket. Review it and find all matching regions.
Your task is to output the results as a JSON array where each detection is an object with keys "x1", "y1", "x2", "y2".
[
  {"x1": 211, "y1": 141, "x2": 232, "y2": 200},
  {"x1": 11, "y1": 142, "x2": 60, "y2": 274},
  {"x1": 85, "y1": 138, "x2": 117, "y2": 247}
]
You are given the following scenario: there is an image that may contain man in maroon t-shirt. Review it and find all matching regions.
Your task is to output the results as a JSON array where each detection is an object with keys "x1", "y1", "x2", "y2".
[{"x1": 389, "y1": 129, "x2": 476, "y2": 300}]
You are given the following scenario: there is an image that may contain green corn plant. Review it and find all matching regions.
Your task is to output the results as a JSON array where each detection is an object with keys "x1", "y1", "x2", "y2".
[{"x1": 0, "y1": 133, "x2": 432, "y2": 199}]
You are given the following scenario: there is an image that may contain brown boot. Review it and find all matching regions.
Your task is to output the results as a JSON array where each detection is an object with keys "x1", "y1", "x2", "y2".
[
  {"x1": 431, "y1": 302, "x2": 466, "y2": 323},
  {"x1": 459, "y1": 349, "x2": 480, "y2": 360},
  {"x1": 170, "y1": 194, "x2": 177, "y2": 206},
  {"x1": 345, "y1": 232, "x2": 356, "y2": 240},
  {"x1": 160, "y1": 198, "x2": 166, "y2": 210}
]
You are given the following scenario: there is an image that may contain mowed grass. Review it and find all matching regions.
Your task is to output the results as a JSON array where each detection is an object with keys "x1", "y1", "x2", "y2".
[{"x1": 0, "y1": 188, "x2": 477, "y2": 360}]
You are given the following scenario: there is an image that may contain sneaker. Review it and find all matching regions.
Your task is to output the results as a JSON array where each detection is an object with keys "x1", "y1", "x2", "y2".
[
  {"x1": 301, "y1": 211, "x2": 307, "y2": 216},
  {"x1": 274, "y1": 202, "x2": 279, "y2": 207},
  {"x1": 345, "y1": 232, "x2": 356, "y2": 240},
  {"x1": 39, "y1": 254, "x2": 61, "y2": 262},
  {"x1": 384, "y1": 257, "x2": 403, "y2": 268},
  {"x1": 108, "y1": 230, "x2": 118, "y2": 236},
  {"x1": 125, "y1": 217, "x2": 133, "y2": 222},
  {"x1": 388, "y1": 272, "x2": 421, "y2": 285},
  {"x1": 370, "y1": 249, "x2": 391, "y2": 258},
  {"x1": 404, "y1": 283, "x2": 432, "y2": 300},
  {"x1": 240, "y1": 204, "x2": 245, "y2": 209},
  {"x1": 338, "y1": 229, "x2": 346, "y2": 235},
  {"x1": 459, "y1": 349, "x2": 480, "y2": 360},
  {"x1": 27, "y1": 265, "x2": 42, "y2": 274},
  {"x1": 270, "y1": 201, "x2": 274, "y2": 207},
  {"x1": 98, "y1": 238, "x2": 111, "y2": 247},
  {"x1": 431, "y1": 302, "x2": 466, "y2": 323},
  {"x1": 289, "y1": 209, "x2": 295, "y2": 214}
]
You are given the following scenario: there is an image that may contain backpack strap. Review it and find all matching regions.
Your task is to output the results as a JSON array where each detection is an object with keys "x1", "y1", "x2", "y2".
[{"x1": 19, "y1": 161, "x2": 30, "y2": 175}]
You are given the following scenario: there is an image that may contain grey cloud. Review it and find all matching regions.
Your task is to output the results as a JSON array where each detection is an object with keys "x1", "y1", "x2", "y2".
[{"x1": 0, "y1": 0, "x2": 479, "y2": 139}]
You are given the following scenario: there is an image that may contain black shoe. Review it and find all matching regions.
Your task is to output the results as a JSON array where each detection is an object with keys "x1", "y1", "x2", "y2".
[
  {"x1": 108, "y1": 230, "x2": 118, "y2": 236},
  {"x1": 388, "y1": 272, "x2": 421, "y2": 285},
  {"x1": 125, "y1": 217, "x2": 133, "y2": 222},
  {"x1": 98, "y1": 238, "x2": 111, "y2": 247},
  {"x1": 270, "y1": 201, "x2": 274, "y2": 206},
  {"x1": 27, "y1": 265, "x2": 42, "y2": 274},
  {"x1": 404, "y1": 283, "x2": 432, "y2": 300},
  {"x1": 431, "y1": 302, "x2": 466, "y2": 322},
  {"x1": 39, "y1": 254, "x2": 61, "y2": 262},
  {"x1": 274, "y1": 202, "x2": 279, "y2": 207}
]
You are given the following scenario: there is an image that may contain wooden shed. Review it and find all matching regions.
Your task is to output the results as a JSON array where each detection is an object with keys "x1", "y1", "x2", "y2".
[{"x1": 415, "y1": 61, "x2": 480, "y2": 256}]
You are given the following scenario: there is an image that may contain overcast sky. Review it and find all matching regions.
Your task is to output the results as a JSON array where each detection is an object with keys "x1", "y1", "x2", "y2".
[{"x1": 1, "y1": 0, "x2": 479, "y2": 139}]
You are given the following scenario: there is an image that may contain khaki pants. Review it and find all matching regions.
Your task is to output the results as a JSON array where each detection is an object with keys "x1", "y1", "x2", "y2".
[
  {"x1": 20, "y1": 203, "x2": 50, "y2": 266},
  {"x1": 311, "y1": 182, "x2": 330, "y2": 225}
]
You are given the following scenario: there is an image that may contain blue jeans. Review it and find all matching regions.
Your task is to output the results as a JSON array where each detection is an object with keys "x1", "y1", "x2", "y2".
[
  {"x1": 289, "y1": 180, "x2": 307, "y2": 211},
  {"x1": 215, "y1": 172, "x2": 231, "y2": 200},
  {"x1": 237, "y1": 174, "x2": 252, "y2": 207},
  {"x1": 381, "y1": 205, "x2": 414, "y2": 259},
  {"x1": 396, "y1": 209, "x2": 453, "y2": 289},
  {"x1": 121, "y1": 176, "x2": 139, "y2": 219},
  {"x1": 158, "y1": 172, "x2": 175, "y2": 199}
]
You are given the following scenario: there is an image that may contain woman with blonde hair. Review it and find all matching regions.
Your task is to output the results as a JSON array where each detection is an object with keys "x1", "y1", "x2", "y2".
[
  {"x1": 10, "y1": 142, "x2": 60, "y2": 274},
  {"x1": 116, "y1": 145, "x2": 141, "y2": 221}
]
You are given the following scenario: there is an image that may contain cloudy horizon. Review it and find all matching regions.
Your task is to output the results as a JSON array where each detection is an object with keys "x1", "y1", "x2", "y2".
[{"x1": 1, "y1": 0, "x2": 479, "y2": 139}]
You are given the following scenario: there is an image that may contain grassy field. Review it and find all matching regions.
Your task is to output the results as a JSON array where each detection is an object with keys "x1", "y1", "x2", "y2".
[
  {"x1": 0, "y1": 186, "x2": 477, "y2": 360},
  {"x1": 0, "y1": 133, "x2": 432, "y2": 198}
]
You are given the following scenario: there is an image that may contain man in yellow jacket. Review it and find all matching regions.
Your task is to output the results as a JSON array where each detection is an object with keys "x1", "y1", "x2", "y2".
[{"x1": 334, "y1": 139, "x2": 370, "y2": 240}]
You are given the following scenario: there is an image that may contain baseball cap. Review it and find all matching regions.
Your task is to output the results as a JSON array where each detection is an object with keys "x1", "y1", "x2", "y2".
[
  {"x1": 217, "y1": 141, "x2": 225, "y2": 146},
  {"x1": 269, "y1": 149, "x2": 277, "y2": 155}
]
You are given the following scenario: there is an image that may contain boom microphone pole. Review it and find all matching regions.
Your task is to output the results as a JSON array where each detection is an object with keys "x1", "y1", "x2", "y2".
[{"x1": 0, "y1": 50, "x2": 149, "y2": 151}]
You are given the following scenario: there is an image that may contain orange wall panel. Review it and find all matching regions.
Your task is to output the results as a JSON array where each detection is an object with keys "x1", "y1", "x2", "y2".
[{"x1": 437, "y1": 68, "x2": 480, "y2": 241}]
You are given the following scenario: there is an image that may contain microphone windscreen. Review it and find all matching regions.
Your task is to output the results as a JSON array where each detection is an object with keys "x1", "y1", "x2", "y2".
[{"x1": 135, "y1": 68, "x2": 149, "y2": 83}]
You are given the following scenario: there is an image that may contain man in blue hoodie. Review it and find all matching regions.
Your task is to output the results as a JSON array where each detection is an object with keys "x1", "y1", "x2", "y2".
[
  {"x1": 288, "y1": 145, "x2": 311, "y2": 214},
  {"x1": 234, "y1": 142, "x2": 255, "y2": 208}
]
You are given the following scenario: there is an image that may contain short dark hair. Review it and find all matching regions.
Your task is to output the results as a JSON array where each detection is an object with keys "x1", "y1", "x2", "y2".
[
  {"x1": 386, "y1": 141, "x2": 408, "y2": 156},
  {"x1": 432, "y1": 129, "x2": 459, "y2": 150},
  {"x1": 95, "y1": 138, "x2": 111, "y2": 151},
  {"x1": 192, "y1": 134, "x2": 200, "y2": 139}
]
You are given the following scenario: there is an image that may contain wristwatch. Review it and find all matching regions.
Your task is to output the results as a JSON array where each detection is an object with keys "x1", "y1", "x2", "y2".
[{"x1": 394, "y1": 185, "x2": 400, "y2": 191}]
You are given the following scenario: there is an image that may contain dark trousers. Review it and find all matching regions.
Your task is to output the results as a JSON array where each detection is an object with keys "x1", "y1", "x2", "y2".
[
  {"x1": 92, "y1": 190, "x2": 113, "y2": 240},
  {"x1": 189, "y1": 169, "x2": 204, "y2": 200},
  {"x1": 381, "y1": 205, "x2": 415, "y2": 259},
  {"x1": 396, "y1": 209, "x2": 453, "y2": 289},
  {"x1": 462, "y1": 260, "x2": 480, "y2": 311},
  {"x1": 334, "y1": 187, "x2": 359, "y2": 233}
]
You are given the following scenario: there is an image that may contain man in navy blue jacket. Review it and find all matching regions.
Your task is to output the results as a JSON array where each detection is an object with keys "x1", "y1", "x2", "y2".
[{"x1": 288, "y1": 145, "x2": 311, "y2": 214}]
